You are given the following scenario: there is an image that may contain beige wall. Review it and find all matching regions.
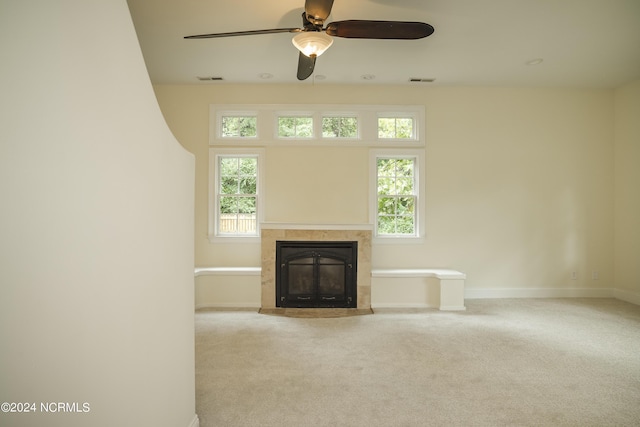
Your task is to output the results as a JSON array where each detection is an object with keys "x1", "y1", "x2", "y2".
[
  {"x1": 0, "y1": 1, "x2": 196, "y2": 426},
  {"x1": 614, "y1": 79, "x2": 640, "y2": 299},
  {"x1": 155, "y1": 83, "x2": 621, "y2": 299}
]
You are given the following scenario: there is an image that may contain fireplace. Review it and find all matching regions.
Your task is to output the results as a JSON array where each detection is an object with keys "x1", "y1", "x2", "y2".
[
  {"x1": 260, "y1": 225, "x2": 372, "y2": 311},
  {"x1": 276, "y1": 241, "x2": 357, "y2": 308}
]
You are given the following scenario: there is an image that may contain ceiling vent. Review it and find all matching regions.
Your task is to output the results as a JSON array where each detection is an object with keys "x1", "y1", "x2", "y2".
[
  {"x1": 197, "y1": 76, "x2": 223, "y2": 81},
  {"x1": 409, "y1": 78, "x2": 435, "y2": 83}
]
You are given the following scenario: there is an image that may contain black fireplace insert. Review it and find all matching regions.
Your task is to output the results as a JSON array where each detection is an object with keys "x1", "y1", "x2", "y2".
[{"x1": 276, "y1": 241, "x2": 357, "y2": 308}]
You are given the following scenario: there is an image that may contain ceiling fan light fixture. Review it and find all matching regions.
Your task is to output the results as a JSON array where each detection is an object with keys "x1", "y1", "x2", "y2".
[{"x1": 292, "y1": 32, "x2": 333, "y2": 57}]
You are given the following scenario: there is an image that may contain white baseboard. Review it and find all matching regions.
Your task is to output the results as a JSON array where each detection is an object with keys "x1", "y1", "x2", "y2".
[
  {"x1": 465, "y1": 287, "x2": 614, "y2": 299},
  {"x1": 187, "y1": 414, "x2": 199, "y2": 427},
  {"x1": 613, "y1": 288, "x2": 640, "y2": 306}
]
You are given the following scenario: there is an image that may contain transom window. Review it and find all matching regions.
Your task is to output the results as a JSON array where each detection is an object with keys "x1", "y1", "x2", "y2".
[
  {"x1": 221, "y1": 115, "x2": 257, "y2": 138},
  {"x1": 322, "y1": 116, "x2": 358, "y2": 138},
  {"x1": 378, "y1": 117, "x2": 414, "y2": 139},
  {"x1": 210, "y1": 104, "x2": 424, "y2": 146},
  {"x1": 278, "y1": 116, "x2": 314, "y2": 138}
]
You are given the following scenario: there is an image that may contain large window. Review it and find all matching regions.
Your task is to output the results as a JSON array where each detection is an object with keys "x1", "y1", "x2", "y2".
[
  {"x1": 370, "y1": 150, "x2": 425, "y2": 240},
  {"x1": 209, "y1": 149, "x2": 264, "y2": 241},
  {"x1": 376, "y1": 157, "x2": 416, "y2": 235}
]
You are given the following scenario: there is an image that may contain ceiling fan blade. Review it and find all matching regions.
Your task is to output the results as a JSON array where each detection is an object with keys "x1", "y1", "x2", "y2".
[
  {"x1": 297, "y1": 52, "x2": 316, "y2": 80},
  {"x1": 305, "y1": 0, "x2": 334, "y2": 24},
  {"x1": 185, "y1": 28, "x2": 301, "y2": 39},
  {"x1": 325, "y1": 20, "x2": 434, "y2": 39}
]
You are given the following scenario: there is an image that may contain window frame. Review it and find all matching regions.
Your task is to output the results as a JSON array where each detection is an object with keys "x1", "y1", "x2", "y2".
[
  {"x1": 370, "y1": 149, "x2": 425, "y2": 243},
  {"x1": 208, "y1": 148, "x2": 265, "y2": 243}
]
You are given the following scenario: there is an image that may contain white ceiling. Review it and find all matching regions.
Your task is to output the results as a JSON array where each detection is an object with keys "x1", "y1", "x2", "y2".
[{"x1": 127, "y1": 0, "x2": 640, "y2": 88}]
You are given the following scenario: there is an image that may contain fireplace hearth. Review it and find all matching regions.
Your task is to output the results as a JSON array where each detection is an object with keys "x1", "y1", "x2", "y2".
[{"x1": 276, "y1": 241, "x2": 357, "y2": 308}]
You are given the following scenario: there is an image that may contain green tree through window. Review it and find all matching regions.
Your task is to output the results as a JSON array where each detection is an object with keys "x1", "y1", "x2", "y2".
[
  {"x1": 378, "y1": 117, "x2": 413, "y2": 139},
  {"x1": 322, "y1": 116, "x2": 358, "y2": 138},
  {"x1": 221, "y1": 116, "x2": 257, "y2": 137},
  {"x1": 376, "y1": 157, "x2": 416, "y2": 235},
  {"x1": 218, "y1": 156, "x2": 257, "y2": 234},
  {"x1": 278, "y1": 116, "x2": 313, "y2": 138}
]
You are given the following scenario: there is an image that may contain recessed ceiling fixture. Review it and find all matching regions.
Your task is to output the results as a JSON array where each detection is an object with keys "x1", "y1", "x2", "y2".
[
  {"x1": 292, "y1": 32, "x2": 333, "y2": 58},
  {"x1": 197, "y1": 76, "x2": 223, "y2": 81},
  {"x1": 525, "y1": 58, "x2": 543, "y2": 65},
  {"x1": 361, "y1": 74, "x2": 376, "y2": 80},
  {"x1": 409, "y1": 78, "x2": 435, "y2": 82}
]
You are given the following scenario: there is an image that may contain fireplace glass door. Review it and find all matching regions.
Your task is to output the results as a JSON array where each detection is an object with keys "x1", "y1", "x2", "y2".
[{"x1": 276, "y1": 241, "x2": 357, "y2": 308}]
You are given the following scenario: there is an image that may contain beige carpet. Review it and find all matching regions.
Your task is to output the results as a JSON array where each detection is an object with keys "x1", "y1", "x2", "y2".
[{"x1": 195, "y1": 299, "x2": 640, "y2": 427}]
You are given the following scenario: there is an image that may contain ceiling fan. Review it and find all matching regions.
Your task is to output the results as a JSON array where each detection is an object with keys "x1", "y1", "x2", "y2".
[{"x1": 184, "y1": 0, "x2": 434, "y2": 81}]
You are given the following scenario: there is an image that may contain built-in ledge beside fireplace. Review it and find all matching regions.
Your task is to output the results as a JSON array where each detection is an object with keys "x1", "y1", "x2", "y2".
[{"x1": 260, "y1": 224, "x2": 372, "y2": 312}]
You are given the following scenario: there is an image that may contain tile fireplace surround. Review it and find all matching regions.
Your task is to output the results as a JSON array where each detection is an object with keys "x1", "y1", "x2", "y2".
[{"x1": 260, "y1": 224, "x2": 372, "y2": 310}]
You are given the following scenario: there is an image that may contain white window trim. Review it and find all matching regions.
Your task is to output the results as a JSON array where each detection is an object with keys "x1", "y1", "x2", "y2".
[
  {"x1": 209, "y1": 104, "x2": 425, "y2": 147},
  {"x1": 208, "y1": 148, "x2": 265, "y2": 243},
  {"x1": 369, "y1": 148, "x2": 426, "y2": 244}
]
